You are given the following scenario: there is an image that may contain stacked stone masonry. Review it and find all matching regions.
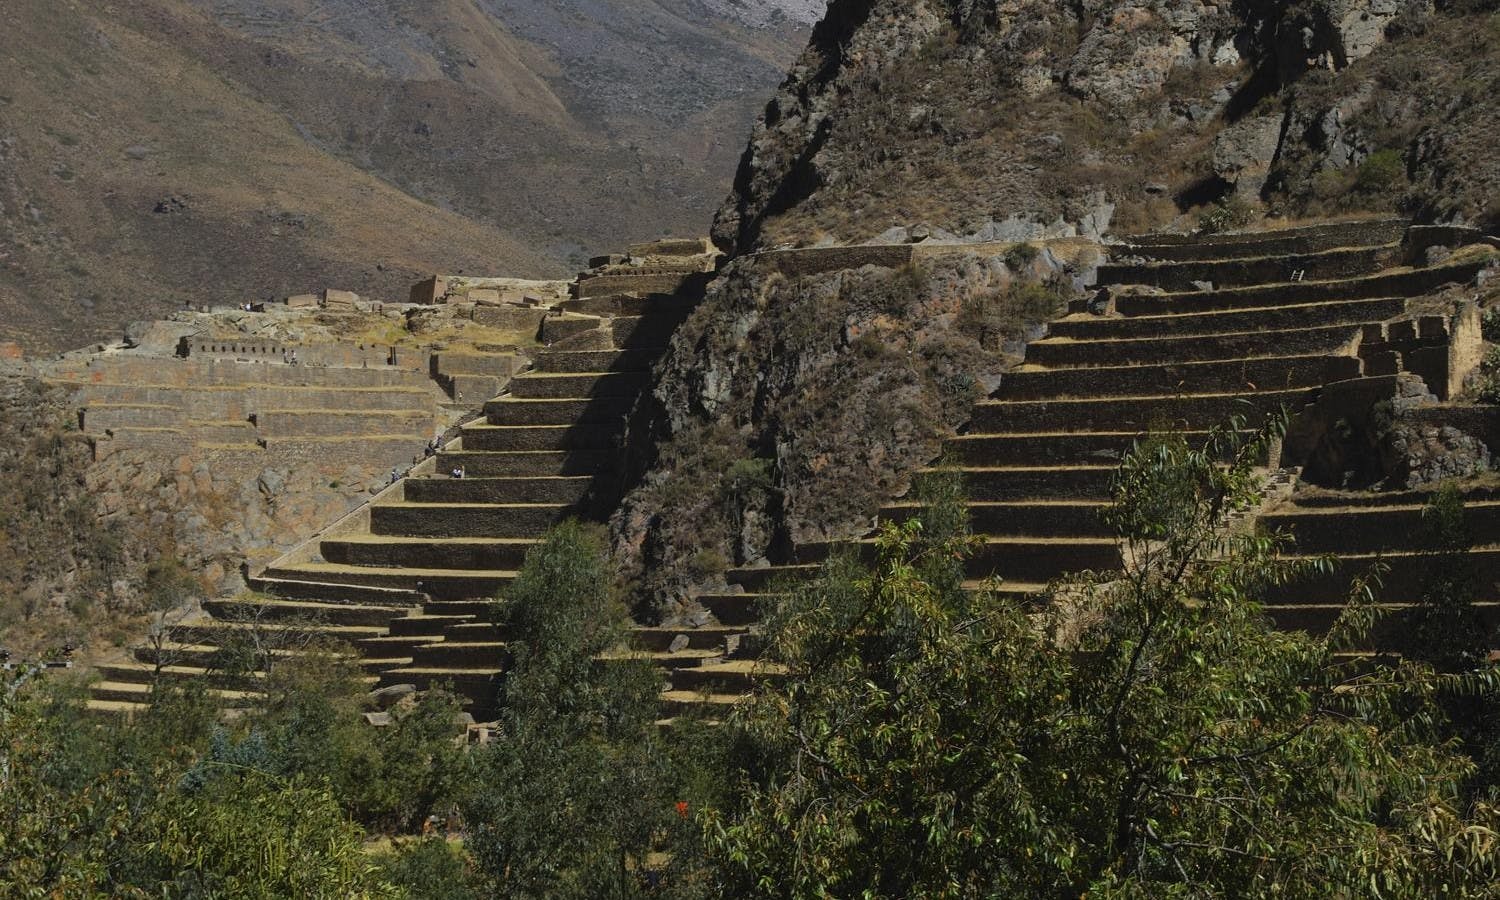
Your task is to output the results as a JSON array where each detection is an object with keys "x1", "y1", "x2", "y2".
[
  {"x1": 667, "y1": 218, "x2": 1496, "y2": 717},
  {"x1": 87, "y1": 243, "x2": 721, "y2": 719},
  {"x1": 87, "y1": 223, "x2": 1500, "y2": 721}
]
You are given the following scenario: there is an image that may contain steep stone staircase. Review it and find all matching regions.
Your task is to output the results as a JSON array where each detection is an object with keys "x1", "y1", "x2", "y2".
[
  {"x1": 87, "y1": 254, "x2": 718, "y2": 718},
  {"x1": 666, "y1": 218, "x2": 1494, "y2": 715}
]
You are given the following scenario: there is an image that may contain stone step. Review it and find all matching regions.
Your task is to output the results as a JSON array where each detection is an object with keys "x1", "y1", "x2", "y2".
[
  {"x1": 485, "y1": 396, "x2": 636, "y2": 426},
  {"x1": 883, "y1": 500, "x2": 1114, "y2": 537},
  {"x1": 408, "y1": 641, "x2": 507, "y2": 669},
  {"x1": 944, "y1": 430, "x2": 1213, "y2": 466},
  {"x1": 69, "y1": 382, "x2": 433, "y2": 412},
  {"x1": 946, "y1": 465, "x2": 1116, "y2": 501},
  {"x1": 968, "y1": 387, "x2": 1313, "y2": 433},
  {"x1": 435, "y1": 449, "x2": 610, "y2": 477},
  {"x1": 84, "y1": 699, "x2": 151, "y2": 719},
  {"x1": 386, "y1": 614, "x2": 477, "y2": 637},
  {"x1": 632, "y1": 626, "x2": 751, "y2": 652},
  {"x1": 259, "y1": 563, "x2": 517, "y2": 599},
  {"x1": 668, "y1": 660, "x2": 786, "y2": 694},
  {"x1": 1049, "y1": 296, "x2": 1408, "y2": 341},
  {"x1": 355, "y1": 634, "x2": 440, "y2": 656},
  {"x1": 962, "y1": 580, "x2": 1053, "y2": 602},
  {"x1": 1264, "y1": 601, "x2": 1500, "y2": 638},
  {"x1": 172, "y1": 620, "x2": 385, "y2": 646},
  {"x1": 445, "y1": 622, "x2": 505, "y2": 642},
  {"x1": 459, "y1": 423, "x2": 621, "y2": 452},
  {"x1": 1267, "y1": 484, "x2": 1500, "y2": 508},
  {"x1": 1114, "y1": 260, "x2": 1486, "y2": 317},
  {"x1": 255, "y1": 409, "x2": 432, "y2": 439},
  {"x1": 546, "y1": 325, "x2": 617, "y2": 352},
  {"x1": 540, "y1": 314, "x2": 603, "y2": 344},
  {"x1": 531, "y1": 349, "x2": 662, "y2": 373},
  {"x1": 1260, "y1": 501, "x2": 1500, "y2": 554},
  {"x1": 320, "y1": 536, "x2": 540, "y2": 571},
  {"x1": 1119, "y1": 219, "x2": 1407, "y2": 262},
  {"x1": 374, "y1": 667, "x2": 501, "y2": 707},
  {"x1": 1099, "y1": 243, "x2": 1397, "y2": 292},
  {"x1": 420, "y1": 599, "x2": 498, "y2": 618},
  {"x1": 726, "y1": 564, "x2": 820, "y2": 593},
  {"x1": 93, "y1": 661, "x2": 268, "y2": 691},
  {"x1": 696, "y1": 593, "x2": 772, "y2": 626},
  {"x1": 1024, "y1": 322, "x2": 1361, "y2": 368},
  {"x1": 998, "y1": 354, "x2": 1359, "y2": 400},
  {"x1": 402, "y1": 475, "x2": 593, "y2": 505},
  {"x1": 370, "y1": 502, "x2": 572, "y2": 538},
  {"x1": 202, "y1": 597, "x2": 412, "y2": 627},
  {"x1": 575, "y1": 271, "x2": 699, "y2": 299},
  {"x1": 660, "y1": 690, "x2": 747, "y2": 718},
  {"x1": 799, "y1": 535, "x2": 1121, "y2": 582},
  {"x1": 504, "y1": 371, "x2": 650, "y2": 400},
  {"x1": 246, "y1": 575, "x2": 425, "y2": 606},
  {"x1": 610, "y1": 313, "x2": 687, "y2": 349},
  {"x1": 557, "y1": 294, "x2": 689, "y2": 317},
  {"x1": 133, "y1": 641, "x2": 357, "y2": 671},
  {"x1": 90, "y1": 680, "x2": 263, "y2": 707},
  {"x1": 1264, "y1": 546, "x2": 1500, "y2": 605},
  {"x1": 604, "y1": 649, "x2": 725, "y2": 670},
  {"x1": 967, "y1": 537, "x2": 1122, "y2": 582}
]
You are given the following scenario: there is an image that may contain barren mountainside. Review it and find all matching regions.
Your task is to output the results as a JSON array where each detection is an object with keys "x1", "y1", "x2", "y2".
[
  {"x1": 716, "y1": 0, "x2": 1500, "y2": 253},
  {"x1": 0, "y1": 0, "x2": 814, "y2": 351}
]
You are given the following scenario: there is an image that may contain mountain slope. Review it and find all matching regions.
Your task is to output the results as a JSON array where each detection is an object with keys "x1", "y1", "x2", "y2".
[
  {"x1": 714, "y1": 0, "x2": 1500, "y2": 254},
  {"x1": 0, "y1": 0, "x2": 814, "y2": 351}
]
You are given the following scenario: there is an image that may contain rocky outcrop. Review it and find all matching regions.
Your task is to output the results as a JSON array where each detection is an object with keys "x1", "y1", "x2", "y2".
[
  {"x1": 611, "y1": 241, "x2": 1095, "y2": 621},
  {"x1": 715, "y1": 0, "x2": 1500, "y2": 254}
]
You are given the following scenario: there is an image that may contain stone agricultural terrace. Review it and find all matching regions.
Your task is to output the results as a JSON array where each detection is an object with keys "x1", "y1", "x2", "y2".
[{"x1": 73, "y1": 221, "x2": 1500, "y2": 725}]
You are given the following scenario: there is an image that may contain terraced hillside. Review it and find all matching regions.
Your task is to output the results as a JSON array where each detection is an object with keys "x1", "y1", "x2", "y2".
[
  {"x1": 85, "y1": 251, "x2": 719, "y2": 718},
  {"x1": 87, "y1": 220, "x2": 1498, "y2": 721},
  {"x1": 671, "y1": 219, "x2": 1497, "y2": 715}
]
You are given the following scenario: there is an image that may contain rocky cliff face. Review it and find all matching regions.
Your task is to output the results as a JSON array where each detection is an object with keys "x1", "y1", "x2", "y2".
[
  {"x1": 715, "y1": 0, "x2": 1500, "y2": 254},
  {"x1": 612, "y1": 243, "x2": 1099, "y2": 620}
]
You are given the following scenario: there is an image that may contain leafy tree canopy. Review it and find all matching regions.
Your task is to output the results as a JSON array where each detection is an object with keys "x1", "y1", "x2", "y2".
[{"x1": 706, "y1": 423, "x2": 1500, "y2": 898}]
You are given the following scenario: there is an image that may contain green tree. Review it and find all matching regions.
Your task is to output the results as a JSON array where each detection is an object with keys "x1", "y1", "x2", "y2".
[
  {"x1": 183, "y1": 647, "x2": 468, "y2": 834},
  {"x1": 144, "y1": 770, "x2": 398, "y2": 899},
  {"x1": 707, "y1": 424, "x2": 1500, "y2": 897},
  {"x1": 463, "y1": 521, "x2": 672, "y2": 898},
  {"x1": 0, "y1": 666, "x2": 401, "y2": 898}
]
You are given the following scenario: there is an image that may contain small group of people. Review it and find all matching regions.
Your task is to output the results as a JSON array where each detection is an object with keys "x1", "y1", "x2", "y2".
[
  {"x1": 425, "y1": 437, "x2": 441, "y2": 457},
  {"x1": 450, "y1": 465, "x2": 466, "y2": 479}
]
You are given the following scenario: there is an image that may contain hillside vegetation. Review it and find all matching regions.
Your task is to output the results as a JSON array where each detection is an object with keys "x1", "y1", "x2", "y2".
[{"x1": 7, "y1": 438, "x2": 1500, "y2": 896}]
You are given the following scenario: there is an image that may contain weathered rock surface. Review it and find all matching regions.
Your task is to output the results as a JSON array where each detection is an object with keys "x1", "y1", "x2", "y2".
[
  {"x1": 611, "y1": 243, "x2": 1088, "y2": 621},
  {"x1": 715, "y1": 0, "x2": 1500, "y2": 255}
]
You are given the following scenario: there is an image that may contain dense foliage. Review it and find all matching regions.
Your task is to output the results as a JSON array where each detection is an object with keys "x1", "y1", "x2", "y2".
[
  {"x1": 703, "y1": 425, "x2": 1500, "y2": 897},
  {"x1": 7, "y1": 435, "x2": 1500, "y2": 897},
  {"x1": 462, "y1": 521, "x2": 679, "y2": 898}
]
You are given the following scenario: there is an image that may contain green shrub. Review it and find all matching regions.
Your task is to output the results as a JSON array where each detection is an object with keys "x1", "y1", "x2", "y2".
[
  {"x1": 1482, "y1": 306, "x2": 1500, "y2": 342},
  {"x1": 1354, "y1": 148, "x2": 1406, "y2": 194},
  {"x1": 143, "y1": 556, "x2": 200, "y2": 612},
  {"x1": 1476, "y1": 345, "x2": 1500, "y2": 403},
  {"x1": 706, "y1": 420, "x2": 1500, "y2": 896},
  {"x1": 376, "y1": 838, "x2": 483, "y2": 900},
  {"x1": 1004, "y1": 242, "x2": 1040, "y2": 271},
  {"x1": 465, "y1": 522, "x2": 672, "y2": 898},
  {"x1": 1197, "y1": 195, "x2": 1257, "y2": 234}
]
